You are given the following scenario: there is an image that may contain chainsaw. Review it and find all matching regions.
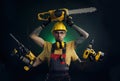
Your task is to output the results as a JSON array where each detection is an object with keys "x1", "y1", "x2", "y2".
[{"x1": 37, "y1": 7, "x2": 97, "y2": 22}]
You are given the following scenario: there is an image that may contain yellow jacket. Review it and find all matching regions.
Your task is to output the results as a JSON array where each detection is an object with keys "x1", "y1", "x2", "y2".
[{"x1": 38, "y1": 41, "x2": 79, "y2": 66}]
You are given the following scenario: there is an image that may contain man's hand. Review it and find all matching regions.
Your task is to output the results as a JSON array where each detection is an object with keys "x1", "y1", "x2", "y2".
[
  {"x1": 42, "y1": 17, "x2": 51, "y2": 28},
  {"x1": 65, "y1": 15, "x2": 74, "y2": 26}
]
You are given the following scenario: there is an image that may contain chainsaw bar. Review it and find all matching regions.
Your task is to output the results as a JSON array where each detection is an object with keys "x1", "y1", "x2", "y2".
[{"x1": 68, "y1": 7, "x2": 97, "y2": 15}]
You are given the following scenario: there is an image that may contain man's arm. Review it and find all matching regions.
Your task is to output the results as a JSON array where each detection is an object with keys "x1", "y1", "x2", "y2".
[
  {"x1": 29, "y1": 19, "x2": 51, "y2": 48},
  {"x1": 72, "y1": 24, "x2": 89, "y2": 45},
  {"x1": 32, "y1": 57, "x2": 42, "y2": 67},
  {"x1": 66, "y1": 16, "x2": 89, "y2": 46},
  {"x1": 30, "y1": 26, "x2": 45, "y2": 48}
]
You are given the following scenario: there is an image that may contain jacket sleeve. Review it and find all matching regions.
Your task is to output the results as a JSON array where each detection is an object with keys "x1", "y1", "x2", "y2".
[{"x1": 71, "y1": 24, "x2": 89, "y2": 46}]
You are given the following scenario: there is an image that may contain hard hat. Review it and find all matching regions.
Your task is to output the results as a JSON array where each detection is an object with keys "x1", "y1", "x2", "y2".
[{"x1": 51, "y1": 22, "x2": 67, "y2": 32}]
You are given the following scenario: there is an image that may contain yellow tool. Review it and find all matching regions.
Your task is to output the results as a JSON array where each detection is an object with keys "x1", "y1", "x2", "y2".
[
  {"x1": 38, "y1": 7, "x2": 97, "y2": 22},
  {"x1": 10, "y1": 33, "x2": 36, "y2": 71},
  {"x1": 83, "y1": 39, "x2": 104, "y2": 62},
  {"x1": 38, "y1": 8, "x2": 68, "y2": 22}
]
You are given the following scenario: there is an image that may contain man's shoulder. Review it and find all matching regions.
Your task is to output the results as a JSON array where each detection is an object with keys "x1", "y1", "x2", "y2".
[
  {"x1": 44, "y1": 41, "x2": 52, "y2": 48},
  {"x1": 45, "y1": 41, "x2": 52, "y2": 44},
  {"x1": 66, "y1": 41, "x2": 75, "y2": 44},
  {"x1": 66, "y1": 41, "x2": 75, "y2": 48}
]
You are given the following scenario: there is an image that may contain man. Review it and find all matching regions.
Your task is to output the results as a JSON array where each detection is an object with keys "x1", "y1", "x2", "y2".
[{"x1": 29, "y1": 16, "x2": 89, "y2": 81}]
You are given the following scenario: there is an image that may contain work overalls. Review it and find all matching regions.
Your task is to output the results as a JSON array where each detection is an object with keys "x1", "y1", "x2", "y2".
[{"x1": 45, "y1": 43, "x2": 71, "y2": 81}]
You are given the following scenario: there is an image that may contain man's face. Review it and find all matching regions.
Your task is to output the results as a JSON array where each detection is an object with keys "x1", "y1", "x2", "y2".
[{"x1": 53, "y1": 30, "x2": 66, "y2": 41}]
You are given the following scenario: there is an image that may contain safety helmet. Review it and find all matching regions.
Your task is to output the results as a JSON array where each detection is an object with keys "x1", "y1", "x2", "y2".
[{"x1": 51, "y1": 22, "x2": 67, "y2": 32}]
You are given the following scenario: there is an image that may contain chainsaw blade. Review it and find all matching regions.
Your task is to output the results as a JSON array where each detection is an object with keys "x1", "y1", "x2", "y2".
[{"x1": 68, "y1": 7, "x2": 97, "y2": 15}]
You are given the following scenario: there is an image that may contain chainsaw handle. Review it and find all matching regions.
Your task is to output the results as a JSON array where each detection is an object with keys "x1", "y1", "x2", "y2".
[
  {"x1": 38, "y1": 12, "x2": 50, "y2": 21},
  {"x1": 37, "y1": 8, "x2": 69, "y2": 22}
]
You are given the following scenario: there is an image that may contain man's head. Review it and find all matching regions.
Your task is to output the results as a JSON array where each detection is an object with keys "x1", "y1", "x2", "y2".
[{"x1": 51, "y1": 22, "x2": 67, "y2": 41}]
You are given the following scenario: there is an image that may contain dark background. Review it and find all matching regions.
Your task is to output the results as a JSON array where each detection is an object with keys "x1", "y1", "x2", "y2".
[{"x1": 1, "y1": 0, "x2": 120, "y2": 81}]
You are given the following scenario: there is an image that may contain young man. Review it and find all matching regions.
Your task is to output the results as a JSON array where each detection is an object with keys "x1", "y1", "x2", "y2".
[{"x1": 29, "y1": 16, "x2": 89, "y2": 81}]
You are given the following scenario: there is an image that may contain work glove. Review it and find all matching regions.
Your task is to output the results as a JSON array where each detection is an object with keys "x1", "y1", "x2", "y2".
[
  {"x1": 41, "y1": 17, "x2": 51, "y2": 28},
  {"x1": 65, "y1": 15, "x2": 74, "y2": 26}
]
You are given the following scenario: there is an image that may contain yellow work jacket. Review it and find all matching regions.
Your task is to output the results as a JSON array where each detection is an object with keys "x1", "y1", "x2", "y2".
[{"x1": 38, "y1": 41, "x2": 79, "y2": 66}]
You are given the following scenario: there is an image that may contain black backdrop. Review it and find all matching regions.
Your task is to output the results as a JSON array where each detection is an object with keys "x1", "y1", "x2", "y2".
[{"x1": 1, "y1": 0, "x2": 120, "y2": 81}]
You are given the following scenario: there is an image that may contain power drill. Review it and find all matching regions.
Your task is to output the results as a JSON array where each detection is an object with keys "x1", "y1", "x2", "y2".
[
  {"x1": 10, "y1": 33, "x2": 36, "y2": 71},
  {"x1": 83, "y1": 39, "x2": 104, "y2": 62}
]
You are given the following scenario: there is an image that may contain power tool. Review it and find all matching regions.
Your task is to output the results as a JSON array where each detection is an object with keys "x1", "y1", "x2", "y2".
[
  {"x1": 83, "y1": 39, "x2": 104, "y2": 62},
  {"x1": 10, "y1": 33, "x2": 36, "y2": 71},
  {"x1": 38, "y1": 7, "x2": 97, "y2": 22}
]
